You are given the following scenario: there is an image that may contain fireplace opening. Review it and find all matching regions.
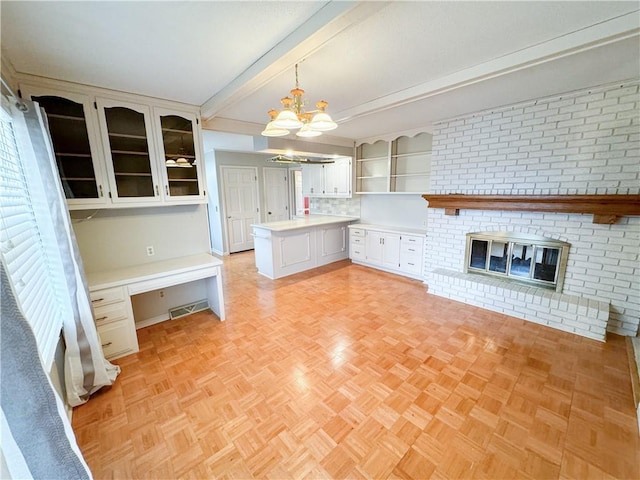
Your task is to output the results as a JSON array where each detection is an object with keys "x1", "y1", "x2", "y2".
[{"x1": 465, "y1": 232, "x2": 569, "y2": 291}]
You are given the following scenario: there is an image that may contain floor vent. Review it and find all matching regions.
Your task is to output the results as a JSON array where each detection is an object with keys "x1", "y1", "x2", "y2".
[{"x1": 169, "y1": 299, "x2": 209, "y2": 320}]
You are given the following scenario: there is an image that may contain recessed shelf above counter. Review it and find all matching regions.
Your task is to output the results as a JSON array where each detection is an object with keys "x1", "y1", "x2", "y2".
[{"x1": 356, "y1": 132, "x2": 431, "y2": 194}]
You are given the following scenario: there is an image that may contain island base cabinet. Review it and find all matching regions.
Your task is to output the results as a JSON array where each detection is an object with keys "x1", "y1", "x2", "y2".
[
  {"x1": 318, "y1": 225, "x2": 347, "y2": 265},
  {"x1": 252, "y1": 221, "x2": 351, "y2": 279},
  {"x1": 278, "y1": 231, "x2": 315, "y2": 273}
]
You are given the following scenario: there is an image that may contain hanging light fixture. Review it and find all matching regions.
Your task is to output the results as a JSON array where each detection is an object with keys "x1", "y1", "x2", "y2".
[{"x1": 262, "y1": 63, "x2": 337, "y2": 137}]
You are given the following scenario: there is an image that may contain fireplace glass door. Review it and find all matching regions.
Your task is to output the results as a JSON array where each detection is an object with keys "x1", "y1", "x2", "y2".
[
  {"x1": 509, "y1": 243, "x2": 533, "y2": 278},
  {"x1": 465, "y1": 232, "x2": 569, "y2": 291}
]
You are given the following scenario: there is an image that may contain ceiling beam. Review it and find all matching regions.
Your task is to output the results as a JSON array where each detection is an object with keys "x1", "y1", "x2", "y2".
[
  {"x1": 200, "y1": 1, "x2": 388, "y2": 120},
  {"x1": 335, "y1": 11, "x2": 640, "y2": 124}
]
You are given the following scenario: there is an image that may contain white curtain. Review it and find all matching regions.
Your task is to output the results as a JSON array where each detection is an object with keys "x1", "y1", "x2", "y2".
[{"x1": 8, "y1": 98, "x2": 119, "y2": 406}]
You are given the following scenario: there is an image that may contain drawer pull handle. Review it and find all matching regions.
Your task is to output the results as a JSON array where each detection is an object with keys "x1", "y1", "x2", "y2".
[
  {"x1": 91, "y1": 298, "x2": 104, "y2": 303},
  {"x1": 102, "y1": 342, "x2": 112, "y2": 348},
  {"x1": 96, "y1": 316, "x2": 108, "y2": 321},
  {"x1": 408, "y1": 263, "x2": 415, "y2": 266},
  {"x1": 408, "y1": 248, "x2": 415, "y2": 252}
]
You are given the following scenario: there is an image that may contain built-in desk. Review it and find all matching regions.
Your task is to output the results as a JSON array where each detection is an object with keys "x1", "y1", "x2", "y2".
[{"x1": 86, "y1": 253, "x2": 225, "y2": 360}]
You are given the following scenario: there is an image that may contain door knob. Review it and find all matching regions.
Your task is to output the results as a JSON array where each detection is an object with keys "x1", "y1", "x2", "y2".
[{"x1": 268, "y1": 211, "x2": 272, "y2": 215}]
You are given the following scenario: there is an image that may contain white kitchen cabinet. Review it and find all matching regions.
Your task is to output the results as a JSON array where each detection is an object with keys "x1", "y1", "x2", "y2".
[
  {"x1": 323, "y1": 158, "x2": 352, "y2": 197},
  {"x1": 90, "y1": 286, "x2": 138, "y2": 360},
  {"x1": 154, "y1": 107, "x2": 205, "y2": 203},
  {"x1": 96, "y1": 98, "x2": 163, "y2": 204},
  {"x1": 301, "y1": 157, "x2": 352, "y2": 198},
  {"x1": 301, "y1": 164, "x2": 324, "y2": 196},
  {"x1": 349, "y1": 224, "x2": 426, "y2": 280},
  {"x1": 349, "y1": 227, "x2": 366, "y2": 261},
  {"x1": 18, "y1": 77, "x2": 206, "y2": 210},
  {"x1": 365, "y1": 230, "x2": 401, "y2": 270},
  {"x1": 21, "y1": 85, "x2": 109, "y2": 208}
]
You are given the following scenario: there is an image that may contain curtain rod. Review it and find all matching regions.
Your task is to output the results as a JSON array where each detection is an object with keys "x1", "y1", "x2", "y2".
[{"x1": 0, "y1": 77, "x2": 28, "y2": 112}]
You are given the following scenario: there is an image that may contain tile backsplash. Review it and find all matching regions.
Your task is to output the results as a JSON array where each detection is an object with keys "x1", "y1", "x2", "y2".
[{"x1": 309, "y1": 197, "x2": 361, "y2": 217}]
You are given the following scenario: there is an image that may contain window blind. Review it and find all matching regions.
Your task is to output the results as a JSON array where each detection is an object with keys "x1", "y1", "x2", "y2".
[{"x1": 0, "y1": 111, "x2": 64, "y2": 367}]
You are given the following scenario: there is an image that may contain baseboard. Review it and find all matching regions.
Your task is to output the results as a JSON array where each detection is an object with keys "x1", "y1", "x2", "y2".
[
  {"x1": 625, "y1": 337, "x2": 640, "y2": 435},
  {"x1": 135, "y1": 313, "x2": 170, "y2": 330},
  {"x1": 211, "y1": 248, "x2": 225, "y2": 257}
]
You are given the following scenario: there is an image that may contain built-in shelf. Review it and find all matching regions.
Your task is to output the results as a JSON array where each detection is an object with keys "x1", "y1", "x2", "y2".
[
  {"x1": 115, "y1": 172, "x2": 152, "y2": 177},
  {"x1": 422, "y1": 194, "x2": 640, "y2": 224},
  {"x1": 108, "y1": 132, "x2": 147, "y2": 140},
  {"x1": 356, "y1": 132, "x2": 432, "y2": 194}
]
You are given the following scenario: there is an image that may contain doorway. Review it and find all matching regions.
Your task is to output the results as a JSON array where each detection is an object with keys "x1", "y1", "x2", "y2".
[
  {"x1": 263, "y1": 167, "x2": 290, "y2": 222},
  {"x1": 221, "y1": 166, "x2": 259, "y2": 253}
]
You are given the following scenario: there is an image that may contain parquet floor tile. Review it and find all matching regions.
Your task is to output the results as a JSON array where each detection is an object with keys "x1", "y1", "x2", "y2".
[{"x1": 73, "y1": 251, "x2": 640, "y2": 479}]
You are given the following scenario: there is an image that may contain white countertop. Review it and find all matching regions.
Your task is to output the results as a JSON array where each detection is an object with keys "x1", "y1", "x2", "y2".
[
  {"x1": 349, "y1": 223, "x2": 428, "y2": 236},
  {"x1": 86, "y1": 253, "x2": 223, "y2": 290},
  {"x1": 251, "y1": 215, "x2": 359, "y2": 232}
]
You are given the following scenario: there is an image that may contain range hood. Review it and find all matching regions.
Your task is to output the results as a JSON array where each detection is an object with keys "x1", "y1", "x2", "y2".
[{"x1": 253, "y1": 135, "x2": 353, "y2": 160}]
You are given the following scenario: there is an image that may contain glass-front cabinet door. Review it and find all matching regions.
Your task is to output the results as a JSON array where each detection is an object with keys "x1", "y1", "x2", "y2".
[
  {"x1": 24, "y1": 87, "x2": 107, "y2": 208},
  {"x1": 153, "y1": 108, "x2": 204, "y2": 202},
  {"x1": 96, "y1": 98, "x2": 161, "y2": 204}
]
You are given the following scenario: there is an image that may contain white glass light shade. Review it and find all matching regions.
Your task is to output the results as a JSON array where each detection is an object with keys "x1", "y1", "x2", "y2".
[
  {"x1": 166, "y1": 159, "x2": 178, "y2": 167},
  {"x1": 261, "y1": 121, "x2": 289, "y2": 137},
  {"x1": 309, "y1": 112, "x2": 337, "y2": 131},
  {"x1": 273, "y1": 109, "x2": 303, "y2": 129},
  {"x1": 296, "y1": 124, "x2": 322, "y2": 137}
]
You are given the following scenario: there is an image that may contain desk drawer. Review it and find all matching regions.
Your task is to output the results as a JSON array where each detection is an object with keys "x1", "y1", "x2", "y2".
[
  {"x1": 90, "y1": 287, "x2": 125, "y2": 307},
  {"x1": 97, "y1": 319, "x2": 137, "y2": 360},
  {"x1": 93, "y1": 302, "x2": 129, "y2": 326}
]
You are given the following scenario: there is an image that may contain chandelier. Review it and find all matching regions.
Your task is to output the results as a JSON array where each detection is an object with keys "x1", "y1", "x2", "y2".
[{"x1": 261, "y1": 63, "x2": 337, "y2": 138}]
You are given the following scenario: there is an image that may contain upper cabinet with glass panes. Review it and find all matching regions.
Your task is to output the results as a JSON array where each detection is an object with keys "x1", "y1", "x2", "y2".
[
  {"x1": 153, "y1": 108, "x2": 205, "y2": 202},
  {"x1": 22, "y1": 86, "x2": 108, "y2": 208},
  {"x1": 19, "y1": 79, "x2": 206, "y2": 210}
]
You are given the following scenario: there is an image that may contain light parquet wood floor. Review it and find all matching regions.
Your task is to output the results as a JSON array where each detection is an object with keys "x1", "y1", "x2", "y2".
[{"x1": 72, "y1": 252, "x2": 640, "y2": 479}]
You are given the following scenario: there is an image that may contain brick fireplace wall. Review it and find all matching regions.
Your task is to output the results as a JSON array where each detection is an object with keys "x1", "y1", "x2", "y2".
[{"x1": 424, "y1": 80, "x2": 639, "y2": 338}]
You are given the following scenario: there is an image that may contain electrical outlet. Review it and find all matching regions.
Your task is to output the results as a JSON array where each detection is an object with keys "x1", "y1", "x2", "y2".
[
  {"x1": 146, "y1": 246, "x2": 155, "y2": 256},
  {"x1": 423, "y1": 220, "x2": 428, "y2": 227},
  {"x1": 159, "y1": 290, "x2": 164, "y2": 298}
]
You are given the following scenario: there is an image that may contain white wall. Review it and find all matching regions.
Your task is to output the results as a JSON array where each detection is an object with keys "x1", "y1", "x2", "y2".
[
  {"x1": 359, "y1": 195, "x2": 427, "y2": 229},
  {"x1": 72, "y1": 205, "x2": 211, "y2": 271},
  {"x1": 205, "y1": 150, "x2": 224, "y2": 255},
  {"x1": 425, "y1": 79, "x2": 640, "y2": 337}
]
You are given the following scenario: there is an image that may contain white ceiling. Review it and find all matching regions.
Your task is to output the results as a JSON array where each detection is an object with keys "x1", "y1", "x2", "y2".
[{"x1": 2, "y1": 1, "x2": 639, "y2": 143}]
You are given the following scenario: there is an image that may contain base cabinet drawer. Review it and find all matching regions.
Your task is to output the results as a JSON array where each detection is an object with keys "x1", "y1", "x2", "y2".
[
  {"x1": 97, "y1": 318, "x2": 138, "y2": 360},
  {"x1": 350, "y1": 243, "x2": 365, "y2": 261},
  {"x1": 400, "y1": 254, "x2": 423, "y2": 275}
]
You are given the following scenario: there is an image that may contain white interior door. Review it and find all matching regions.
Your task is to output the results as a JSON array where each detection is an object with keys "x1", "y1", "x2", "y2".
[
  {"x1": 222, "y1": 166, "x2": 259, "y2": 253},
  {"x1": 263, "y1": 167, "x2": 290, "y2": 222}
]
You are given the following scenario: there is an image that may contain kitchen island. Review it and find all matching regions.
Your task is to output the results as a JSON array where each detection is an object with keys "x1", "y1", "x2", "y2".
[{"x1": 251, "y1": 215, "x2": 359, "y2": 279}]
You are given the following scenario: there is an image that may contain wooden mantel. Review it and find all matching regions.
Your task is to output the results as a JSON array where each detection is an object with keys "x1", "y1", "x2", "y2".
[{"x1": 421, "y1": 194, "x2": 640, "y2": 224}]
